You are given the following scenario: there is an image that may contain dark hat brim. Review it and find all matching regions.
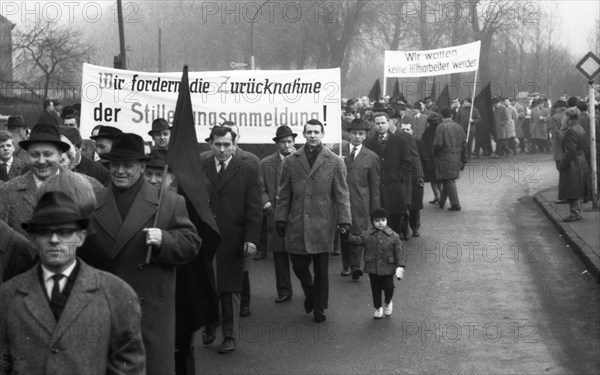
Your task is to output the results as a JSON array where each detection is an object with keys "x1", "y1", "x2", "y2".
[
  {"x1": 22, "y1": 217, "x2": 89, "y2": 232},
  {"x1": 99, "y1": 151, "x2": 152, "y2": 161},
  {"x1": 272, "y1": 132, "x2": 298, "y2": 142},
  {"x1": 90, "y1": 134, "x2": 120, "y2": 141},
  {"x1": 19, "y1": 139, "x2": 70, "y2": 153},
  {"x1": 148, "y1": 127, "x2": 173, "y2": 136}
]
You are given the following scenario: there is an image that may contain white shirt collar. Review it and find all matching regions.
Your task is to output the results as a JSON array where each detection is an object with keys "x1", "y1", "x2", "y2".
[
  {"x1": 42, "y1": 259, "x2": 78, "y2": 297},
  {"x1": 1, "y1": 156, "x2": 13, "y2": 168},
  {"x1": 349, "y1": 143, "x2": 362, "y2": 154},
  {"x1": 214, "y1": 156, "x2": 233, "y2": 170}
]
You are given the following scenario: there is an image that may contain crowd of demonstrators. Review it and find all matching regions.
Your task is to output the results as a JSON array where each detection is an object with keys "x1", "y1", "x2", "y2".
[{"x1": 1, "y1": 86, "x2": 598, "y2": 374}]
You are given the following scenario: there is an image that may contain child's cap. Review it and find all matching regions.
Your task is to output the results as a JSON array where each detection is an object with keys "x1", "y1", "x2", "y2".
[{"x1": 370, "y1": 207, "x2": 389, "y2": 220}]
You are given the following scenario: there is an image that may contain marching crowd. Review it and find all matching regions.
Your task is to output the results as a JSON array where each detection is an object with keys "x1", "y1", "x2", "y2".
[{"x1": 0, "y1": 89, "x2": 598, "y2": 374}]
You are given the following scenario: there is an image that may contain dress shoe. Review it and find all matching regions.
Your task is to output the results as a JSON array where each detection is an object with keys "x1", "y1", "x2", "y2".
[
  {"x1": 429, "y1": 198, "x2": 439, "y2": 204},
  {"x1": 218, "y1": 338, "x2": 235, "y2": 354},
  {"x1": 351, "y1": 267, "x2": 363, "y2": 280},
  {"x1": 563, "y1": 215, "x2": 582, "y2": 222},
  {"x1": 412, "y1": 229, "x2": 420, "y2": 237},
  {"x1": 438, "y1": 201, "x2": 445, "y2": 209},
  {"x1": 313, "y1": 309, "x2": 326, "y2": 323},
  {"x1": 448, "y1": 205, "x2": 461, "y2": 211},
  {"x1": 202, "y1": 322, "x2": 218, "y2": 345},
  {"x1": 304, "y1": 296, "x2": 313, "y2": 314},
  {"x1": 240, "y1": 305, "x2": 251, "y2": 317},
  {"x1": 340, "y1": 268, "x2": 351, "y2": 276},
  {"x1": 253, "y1": 252, "x2": 267, "y2": 260},
  {"x1": 275, "y1": 295, "x2": 292, "y2": 303}
]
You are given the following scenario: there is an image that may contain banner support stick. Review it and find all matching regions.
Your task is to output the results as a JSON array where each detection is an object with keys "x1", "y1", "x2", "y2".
[{"x1": 466, "y1": 68, "x2": 479, "y2": 143}]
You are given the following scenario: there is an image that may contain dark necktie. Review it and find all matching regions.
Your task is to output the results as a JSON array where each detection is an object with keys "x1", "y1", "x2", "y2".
[
  {"x1": 350, "y1": 147, "x2": 358, "y2": 160},
  {"x1": 0, "y1": 163, "x2": 7, "y2": 181},
  {"x1": 218, "y1": 162, "x2": 225, "y2": 180},
  {"x1": 51, "y1": 274, "x2": 64, "y2": 302}
]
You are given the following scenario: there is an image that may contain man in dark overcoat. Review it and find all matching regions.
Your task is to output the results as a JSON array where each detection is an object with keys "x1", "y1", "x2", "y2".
[
  {"x1": 340, "y1": 119, "x2": 380, "y2": 279},
  {"x1": 275, "y1": 119, "x2": 352, "y2": 323},
  {"x1": 434, "y1": 108, "x2": 467, "y2": 211},
  {"x1": 364, "y1": 112, "x2": 412, "y2": 235},
  {"x1": 260, "y1": 126, "x2": 297, "y2": 302},
  {"x1": 200, "y1": 126, "x2": 263, "y2": 354},
  {"x1": 86, "y1": 133, "x2": 201, "y2": 375}
]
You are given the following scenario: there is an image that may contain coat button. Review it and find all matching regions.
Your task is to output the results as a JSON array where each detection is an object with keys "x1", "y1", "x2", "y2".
[
  {"x1": 139, "y1": 298, "x2": 145, "y2": 305},
  {"x1": 51, "y1": 347, "x2": 60, "y2": 354}
]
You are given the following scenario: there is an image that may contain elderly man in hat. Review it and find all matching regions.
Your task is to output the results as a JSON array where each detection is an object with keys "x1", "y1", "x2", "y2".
[
  {"x1": 6, "y1": 116, "x2": 29, "y2": 162},
  {"x1": 275, "y1": 119, "x2": 351, "y2": 323},
  {"x1": 148, "y1": 118, "x2": 172, "y2": 150},
  {"x1": 0, "y1": 124, "x2": 72, "y2": 236},
  {"x1": 59, "y1": 127, "x2": 111, "y2": 187},
  {"x1": 0, "y1": 131, "x2": 27, "y2": 182},
  {"x1": 260, "y1": 125, "x2": 297, "y2": 303},
  {"x1": 0, "y1": 191, "x2": 146, "y2": 374},
  {"x1": 84, "y1": 133, "x2": 201, "y2": 374},
  {"x1": 340, "y1": 119, "x2": 380, "y2": 279}
]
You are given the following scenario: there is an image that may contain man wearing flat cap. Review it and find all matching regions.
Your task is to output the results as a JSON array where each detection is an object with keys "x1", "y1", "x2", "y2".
[
  {"x1": 260, "y1": 125, "x2": 298, "y2": 303},
  {"x1": 84, "y1": 133, "x2": 201, "y2": 374},
  {"x1": 340, "y1": 119, "x2": 380, "y2": 279},
  {"x1": 0, "y1": 191, "x2": 145, "y2": 374},
  {"x1": 149, "y1": 118, "x2": 172, "y2": 150}
]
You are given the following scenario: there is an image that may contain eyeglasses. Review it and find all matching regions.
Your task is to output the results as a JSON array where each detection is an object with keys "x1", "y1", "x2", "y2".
[{"x1": 35, "y1": 228, "x2": 80, "y2": 239}]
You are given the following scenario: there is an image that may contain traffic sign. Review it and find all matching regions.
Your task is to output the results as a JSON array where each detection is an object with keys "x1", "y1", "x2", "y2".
[
  {"x1": 230, "y1": 61, "x2": 249, "y2": 69},
  {"x1": 576, "y1": 52, "x2": 600, "y2": 81}
]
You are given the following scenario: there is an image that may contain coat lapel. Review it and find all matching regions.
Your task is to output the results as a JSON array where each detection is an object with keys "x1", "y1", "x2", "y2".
[
  {"x1": 53, "y1": 262, "x2": 97, "y2": 344},
  {"x1": 215, "y1": 158, "x2": 241, "y2": 192},
  {"x1": 18, "y1": 266, "x2": 55, "y2": 338},
  {"x1": 93, "y1": 189, "x2": 122, "y2": 241},
  {"x1": 202, "y1": 158, "x2": 219, "y2": 190},
  {"x1": 113, "y1": 181, "x2": 158, "y2": 254},
  {"x1": 293, "y1": 147, "x2": 311, "y2": 175},
  {"x1": 17, "y1": 172, "x2": 38, "y2": 208}
]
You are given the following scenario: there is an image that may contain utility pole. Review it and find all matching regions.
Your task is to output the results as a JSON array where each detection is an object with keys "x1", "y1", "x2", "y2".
[{"x1": 116, "y1": 0, "x2": 127, "y2": 69}]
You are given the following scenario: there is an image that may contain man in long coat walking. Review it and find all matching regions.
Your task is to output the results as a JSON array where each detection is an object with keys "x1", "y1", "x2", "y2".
[
  {"x1": 86, "y1": 133, "x2": 201, "y2": 375},
  {"x1": 275, "y1": 119, "x2": 351, "y2": 323}
]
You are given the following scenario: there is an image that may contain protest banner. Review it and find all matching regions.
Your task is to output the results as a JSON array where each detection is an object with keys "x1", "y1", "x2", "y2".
[
  {"x1": 383, "y1": 41, "x2": 481, "y2": 78},
  {"x1": 80, "y1": 63, "x2": 341, "y2": 144}
]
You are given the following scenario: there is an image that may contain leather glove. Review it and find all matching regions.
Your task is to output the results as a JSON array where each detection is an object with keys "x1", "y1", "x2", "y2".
[
  {"x1": 276, "y1": 221, "x2": 286, "y2": 238},
  {"x1": 395, "y1": 267, "x2": 405, "y2": 280},
  {"x1": 416, "y1": 176, "x2": 424, "y2": 187}
]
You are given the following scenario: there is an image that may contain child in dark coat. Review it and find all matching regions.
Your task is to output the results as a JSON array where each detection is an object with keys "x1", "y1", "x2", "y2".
[{"x1": 340, "y1": 208, "x2": 405, "y2": 318}]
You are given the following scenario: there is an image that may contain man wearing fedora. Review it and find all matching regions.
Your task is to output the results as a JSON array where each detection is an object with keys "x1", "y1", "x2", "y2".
[
  {"x1": 37, "y1": 99, "x2": 62, "y2": 127},
  {"x1": 0, "y1": 191, "x2": 146, "y2": 374},
  {"x1": 0, "y1": 123, "x2": 72, "y2": 236},
  {"x1": 200, "y1": 126, "x2": 262, "y2": 354},
  {"x1": 90, "y1": 125, "x2": 123, "y2": 168},
  {"x1": 6, "y1": 116, "x2": 29, "y2": 162},
  {"x1": 149, "y1": 118, "x2": 172, "y2": 150},
  {"x1": 340, "y1": 119, "x2": 380, "y2": 279},
  {"x1": 84, "y1": 133, "x2": 201, "y2": 374},
  {"x1": 0, "y1": 131, "x2": 27, "y2": 182},
  {"x1": 143, "y1": 149, "x2": 176, "y2": 191},
  {"x1": 260, "y1": 125, "x2": 297, "y2": 303}
]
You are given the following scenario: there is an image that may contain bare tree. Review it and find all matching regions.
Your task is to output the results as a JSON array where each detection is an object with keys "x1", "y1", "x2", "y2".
[{"x1": 13, "y1": 21, "x2": 94, "y2": 99}]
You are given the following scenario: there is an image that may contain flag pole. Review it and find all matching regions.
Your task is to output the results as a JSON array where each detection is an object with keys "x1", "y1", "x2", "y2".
[
  {"x1": 145, "y1": 163, "x2": 171, "y2": 264},
  {"x1": 466, "y1": 68, "x2": 479, "y2": 142}
]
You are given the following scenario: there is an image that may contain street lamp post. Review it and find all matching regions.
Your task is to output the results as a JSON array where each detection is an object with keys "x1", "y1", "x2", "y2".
[{"x1": 250, "y1": 0, "x2": 270, "y2": 70}]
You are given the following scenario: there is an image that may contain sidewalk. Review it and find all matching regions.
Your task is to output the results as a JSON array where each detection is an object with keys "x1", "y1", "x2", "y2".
[{"x1": 534, "y1": 187, "x2": 600, "y2": 279}]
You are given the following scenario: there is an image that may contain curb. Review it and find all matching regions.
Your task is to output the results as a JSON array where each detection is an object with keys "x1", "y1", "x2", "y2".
[{"x1": 533, "y1": 188, "x2": 600, "y2": 280}]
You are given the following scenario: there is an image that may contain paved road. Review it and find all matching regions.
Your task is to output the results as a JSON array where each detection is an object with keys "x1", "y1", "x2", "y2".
[{"x1": 195, "y1": 153, "x2": 600, "y2": 374}]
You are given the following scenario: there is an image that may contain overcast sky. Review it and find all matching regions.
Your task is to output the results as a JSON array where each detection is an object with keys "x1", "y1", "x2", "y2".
[{"x1": 2, "y1": 1, "x2": 599, "y2": 58}]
